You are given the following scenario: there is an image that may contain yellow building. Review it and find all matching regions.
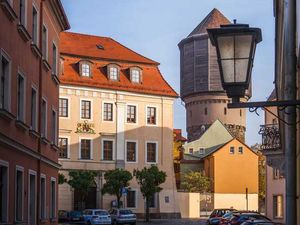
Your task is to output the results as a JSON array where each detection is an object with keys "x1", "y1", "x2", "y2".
[
  {"x1": 182, "y1": 120, "x2": 259, "y2": 211},
  {"x1": 57, "y1": 32, "x2": 180, "y2": 218}
]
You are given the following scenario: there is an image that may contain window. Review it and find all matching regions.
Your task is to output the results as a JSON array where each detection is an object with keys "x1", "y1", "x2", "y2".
[
  {"x1": 146, "y1": 142, "x2": 157, "y2": 163},
  {"x1": 127, "y1": 190, "x2": 136, "y2": 208},
  {"x1": 52, "y1": 110, "x2": 57, "y2": 145},
  {"x1": 199, "y1": 148, "x2": 204, "y2": 155},
  {"x1": 224, "y1": 107, "x2": 227, "y2": 115},
  {"x1": 109, "y1": 67, "x2": 118, "y2": 80},
  {"x1": 52, "y1": 43, "x2": 57, "y2": 75},
  {"x1": 81, "y1": 64, "x2": 90, "y2": 77},
  {"x1": 28, "y1": 172, "x2": 36, "y2": 225},
  {"x1": 40, "y1": 176, "x2": 46, "y2": 220},
  {"x1": 0, "y1": 162, "x2": 8, "y2": 223},
  {"x1": 127, "y1": 105, "x2": 136, "y2": 123},
  {"x1": 147, "y1": 107, "x2": 156, "y2": 125},
  {"x1": 17, "y1": 74, "x2": 25, "y2": 121},
  {"x1": 273, "y1": 168, "x2": 283, "y2": 180},
  {"x1": 32, "y1": 6, "x2": 38, "y2": 45},
  {"x1": 238, "y1": 147, "x2": 243, "y2": 154},
  {"x1": 41, "y1": 99, "x2": 47, "y2": 138},
  {"x1": 230, "y1": 146, "x2": 234, "y2": 154},
  {"x1": 240, "y1": 109, "x2": 242, "y2": 117},
  {"x1": 149, "y1": 193, "x2": 156, "y2": 208},
  {"x1": 58, "y1": 138, "x2": 68, "y2": 158},
  {"x1": 189, "y1": 148, "x2": 193, "y2": 154},
  {"x1": 81, "y1": 100, "x2": 91, "y2": 119},
  {"x1": 42, "y1": 25, "x2": 48, "y2": 60},
  {"x1": 126, "y1": 141, "x2": 137, "y2": 162},
  {"x1": 103, "y1": 103, "x2": 113, "y2": 121},
  {"x1": 30, "y1": 88, "x2": 37, "y2": 130},
  {"x1": 15, "y1": 167, "x2": 24, "y2": 221},
  {"x1": 80, "y1": 139, "x2": 91, "y2": 160},
  {"x1": 50, "y1": 178, "x2": 56, "y2": 219},
  {"x1": 273, "y1": 195, "x2": 283, "y2": 218},
  {"x1": 103, "y1": 140, "x2": 113, "y2": 161},
  {"x1": 204, "y1": 107, "x2": 208, "y2": 115},
  {"x1": 0, "y1": 52, "x2": 11, "y2": 111},
  {"x1": 131, "y1": 69, "x2": 140, "y2": 83},
  {"x1": 59, "y1": 98, "x2": 68, "y2": 117},
  {"x1": 19, "y1": 0, "x2": 26, "y2": 26}
]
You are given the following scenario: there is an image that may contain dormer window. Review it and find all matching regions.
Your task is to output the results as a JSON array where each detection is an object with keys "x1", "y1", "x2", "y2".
[
  {"x1": 109, "y1": 67, "x2": 118, "y2": 80},
  {"x1": 130, "y1": 67, "x2": 142, "y2": 83},
  {"x1": 82, "y1": 64, "x2": 90, "y2": 77}
]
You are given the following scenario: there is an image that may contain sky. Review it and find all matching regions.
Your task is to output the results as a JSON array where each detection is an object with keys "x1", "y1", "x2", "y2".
[{"x1": 61, "y1": 0, "x2": 275, "y2": 146}]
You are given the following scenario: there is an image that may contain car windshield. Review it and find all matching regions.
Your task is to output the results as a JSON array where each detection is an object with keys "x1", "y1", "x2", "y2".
[
  {"x1": 95, "y1": 211, "x2": 108, "y2": 215},
  {"x1": 241, "y1": 214, "x2": 269, "y2": 220},
  {"x1": 223, "y1": 212, "x2": 233, "y2": 218},
  {"x1": 69, "y1": 211, "x2": 82, "y2": 216},
  {"x1": 119, "y1": 210, "x2": 133, "y2": 215}
]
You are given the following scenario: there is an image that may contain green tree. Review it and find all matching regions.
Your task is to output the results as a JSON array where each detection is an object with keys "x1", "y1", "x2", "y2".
[
  {"x1": 68, "y1": 170, "x2": 97, "y2": 210},
  {"x1": 134, "y1": 165, "x2": 166, "y2": 222},
  {"x1": 58, "y1": 173, "x2": 67, "y2": 185},
  {"x1": 181, "y1": 171, "x2": 211, "y2": 193},
  {"x1": 101, "y1": 169, "x2": 133, "y2": 208}
]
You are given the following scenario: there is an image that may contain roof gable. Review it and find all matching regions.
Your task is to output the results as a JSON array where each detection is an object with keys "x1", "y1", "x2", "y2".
[{"x1": 188, "y1": 8, "x2": 231, "y2": 37}]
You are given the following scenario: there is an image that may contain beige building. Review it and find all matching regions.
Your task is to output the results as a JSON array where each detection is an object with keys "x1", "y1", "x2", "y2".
[{"x1": 57, "y1": 32, "x2": 180, "y2": 218}]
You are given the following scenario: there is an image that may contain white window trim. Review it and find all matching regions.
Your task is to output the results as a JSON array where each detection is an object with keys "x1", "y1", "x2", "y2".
[
  {"x1": 28, "y1": 170, "x2": 37, "y2": 225},
  {"x1": 15, "y1": 165, "x2": 24, "y2": 222},
  {"x1": 58, "y1": 136, "x2": 70, "y2": 159},
  {"x1": 125, "y1": 140, "x2": 138, "y2": 163},
  {"x1": 102, "y1": 101, "x2": 115, "y2": 123},
  {"x1": 40, "y1": 174, "x2": 46, "y2": 219},
  {"x1": 59, "y1": 96, "x2": 70, "y2": 119},
  {"x1": 81, "y1": 63, "x2": 90, "y2": 77},
  {"x1": 101, "y1": 138, "x2": 115, "y2": 162},
  {"x1": 125, "y1": 103, "x2": 138, "y2": 125},
  {"x1": 41, "y1": 97, "x2": 48, "y2": 138},
  {"x1": 52, "y1": 41, "x2": 58, "y2": 76},
  {"x1": 0, "y1": 48, "x2": 12, "y2": 112},
  {"x1": 51, "y1": 107, "x2": 58, "y2": 145},
  {"x1": 145, "y1": 105, "x2": 158, "y2": 126},
  {"x1": 108, "y1": 66, "x2": 119, "y2": 81},
  {"x1": 31, "y1": 3, "x2": 39, "y2": 45},
  {"x1": 30, "y1": 85, "x2": 38, "y2": 131},
  {"x1": 42, "y1": 23, "x2": 48, "y2": 61},
  {"x1": 230, "y1": 146, "x2": 235, "y2": 154},
  {"x1": 0, "y1": 160, "x2": 9, "y2": 223},
  {"x1": 50, "y1": 177, "x2": 56, "y2": 219},
  {"x1": 126, "y1": 188, "x2": 138, "y2": 209},
  {"x1": 80, "y1": 98, "x2": 93, "y2": 121},
  {"x1": 79, "y1": 137, "x2": 93, "y2": 160},
  {"x1": 19, "y1": 0, "x2": 28, "y2": 27},
  {"x1": 17, "y1": 69, "x2": 26, "y2": 122},
  {"x1": 199, "y1": 148, "x2": 204, "y2": 155},
  {"x1": 145, "y1": 141, "x2": 158, "y2": 164}
]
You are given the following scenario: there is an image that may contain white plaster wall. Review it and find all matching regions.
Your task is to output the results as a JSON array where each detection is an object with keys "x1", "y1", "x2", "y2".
[
  {"x1": 177, "y1": 192, "x2": 200, "y2": 218},
  {"x1": 214, "y1": 193, "x2": 258, "y2": 211}
]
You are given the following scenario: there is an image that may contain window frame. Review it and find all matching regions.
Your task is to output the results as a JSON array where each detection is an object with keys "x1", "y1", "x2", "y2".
[
  {"x1": 40, "y1": 174, "x2": 46, "y2": 220},
  {"x1": 146, "y1": 105, "x2": 158, "y2": 126},
  {"x1": 0, "y1": 49, "x2": 12, "y2": 112},
  {"x1": 79, "y1": 137, "x2": 93, "y2": 160},
  {"x1": 31, "y1": 3, "x2": 39, "y2": 45},
  {"x1": 189, "y1": 148, "x2": 194, "y2": 154},
  {"x1": 130, "y1": 67, "x2": 142, "y2": 83},
  {"x1": 273, "y1": 194, "x2": 284, "y2": 219},
  {"x1": 58, "y1": 136, "x2": 70, "y2": 159},
  {"x1": 51, "y1": 108, "x2": 58, "y2": 145},
  {"x1": 230, "y1": 146, "x2": 235, "y2": 154},
  {"x1": 41, "y1": 97, "x2": 47, "y2": 138},
  {"x1": 59, "y1": 97, "x2": 70, "y2": 118},
  {"x1": 15, "y1": 165, "x2": 24, "y2": 222},
  {"x1": 126, "y1": 189, "x2": 137, "y2": 209},
  {"x1": 145, "y1": 141, "x2": 158, "y2": 164},
  {"x1": 102, "y1": 101, "x2": 114, "y2": 122},
  {"x1": 80, "y1": 99, "x2": 92, "y2": 120},
  {"x1": 199, "y1": 148, "x2": 205, "y2": 155},
  {"x1": 50, "y1": 177, "x2": 56, "y2": 220},
  {"x1": 30, "y1": 85, "x2": 38, "y2": 131},
  {"x1": 52, "y1": 41, "x2": 58, "y2": 76},
  {"x1": 125, "y1": 140, "x2": 138, "y2": 163},
  {"x1": 27, "y1": 169, "x2": 37, "y2": 225},
  {"x1": 81, "y1": 63, "x2": 90, "y2": 77},
  {"x1": 101, "y1": 138, "x2": 115, "y2": 161},
  {"x1": 238, "y1": 146, "x2": 243, "y2": 154},
  {"x1": 42, "y1": 24, "x2": 48, "y2": 61},
  {"x1": 0, "y1": 160, "x2": 9, "y2": 223},
  {"x1": 19, "y1": 0, "x2": 27, "y2": 27},
  {"x1": 16, "y1": 71, "x2": 26, "y2": 122},
  {"x1": 108, "y1": 66, "x2": 119, "y2": 81},
  {"x1": 126, "y1": 104, "x2": 138, "y2": 124}
]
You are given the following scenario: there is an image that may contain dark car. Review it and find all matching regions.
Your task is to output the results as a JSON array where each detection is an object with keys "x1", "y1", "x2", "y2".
[
  {"x1": 229, "y1": 213, "x2": 271, "y2": 225},
  {"x1": 58, "y1": 210, "x2": 69, "y2": 223},
  {"x1": 207, "y1": 209, "x2": 236, "y2": 225},
  {"x1": 219, "y1": 211, "x2": 240, "y2": 225},
  {"x1": 67, "y1": 210, "x2": 84, "y2": 222},
  {"x1": 241, "y1": 220, "x2": 281, "y2": 225}
]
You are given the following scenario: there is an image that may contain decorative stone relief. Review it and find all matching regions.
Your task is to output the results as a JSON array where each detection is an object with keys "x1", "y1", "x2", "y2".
[{"x1": 75, "y1": 120, "x2": 95, "y2": 134}]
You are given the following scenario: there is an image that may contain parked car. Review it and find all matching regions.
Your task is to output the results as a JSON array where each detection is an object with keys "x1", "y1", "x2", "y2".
[
  {"x1": 207, "y1": 208, "x2": 236, "y2": 225},
  {"x1": 109, "y1": 208, "x2": 137, "y2": 225},
  {"x1": 67, "y1": 210, "x2": 84, "y2": 222},
  {"x1": 58, "y1": 210, "x2": 69, "y2": 223},
  {"x1": 229, "y1": 213, "x2": 271, "y2": 225},
  {"x1": 83, "y1": 209, "x2": 111, "y2": 225},
  {"x1": 219, "y1": 211, "x2": 240, "y2": 225}
]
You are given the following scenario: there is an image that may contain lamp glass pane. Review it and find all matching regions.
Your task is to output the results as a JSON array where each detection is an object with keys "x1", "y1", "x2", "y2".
[
  {"x1": 217, "y1": 36, "x2": 234, "y2": 59},
  {"x1": 235, "y1": 35, "x2": 253, "y2": 58},
  {"x1": 235, "y1": 59, "x2": 249, "y2": 82},
  {"x1": 221, "y1": 60, "x2": 235, "y2": 83}
]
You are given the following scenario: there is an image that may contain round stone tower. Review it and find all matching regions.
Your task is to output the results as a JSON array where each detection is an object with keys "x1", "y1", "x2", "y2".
[{"x1": 178, "y1": 8, "x2": 251, "y2": 142}]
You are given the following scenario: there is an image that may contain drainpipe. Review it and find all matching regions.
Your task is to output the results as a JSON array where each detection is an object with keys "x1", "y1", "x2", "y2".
[{"x1": 283, "y1": 0, "x2": 297, "y2": 224}]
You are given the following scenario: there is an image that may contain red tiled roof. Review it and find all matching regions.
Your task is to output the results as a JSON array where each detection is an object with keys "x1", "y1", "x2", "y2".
[
  {"x1": 59, "y1": 55, "x2": 178, "y2": 98},
  {"x1": 188, "y1": 8, "x2": 231, "y2": 37},
  {"x1": 173, "y1": 129, "x2": 187, "y2": 142},
  {"x1": 60, "y1": 32, "x2": 158, "y2": 65}
]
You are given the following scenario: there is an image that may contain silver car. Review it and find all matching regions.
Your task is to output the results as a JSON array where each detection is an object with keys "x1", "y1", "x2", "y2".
[
  {"x1": 109, "y1": 208, "x2": 136, "y2": 225},
  {"x1": 83, "y1": 209, "x2": 112, "y2": 225}
]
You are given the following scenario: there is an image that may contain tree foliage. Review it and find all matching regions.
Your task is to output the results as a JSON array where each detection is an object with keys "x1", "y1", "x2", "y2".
[
  {"x1": 134, "y1": 165, "x2": 167, "y2": 222},
  {"x1": 101, "y1": 169, "x2": 133, "y2": 208},
  {"x1": 58, "y1": 173, "x2": 67, "y2": 185},
  {"x1": 181, "y1": 171, "x2": 211, "y2": 193}
]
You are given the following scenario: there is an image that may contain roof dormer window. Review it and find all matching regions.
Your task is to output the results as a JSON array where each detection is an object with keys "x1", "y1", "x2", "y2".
[
  {"x1": 107, "y1": 64, "x2": 120, "y2": 81},
  {"x1": 82, "y1": 64, "x2": 90, "y2": 77},
  {"x1": 130, "y1": 67, "x2": 142, "y2": 84}
]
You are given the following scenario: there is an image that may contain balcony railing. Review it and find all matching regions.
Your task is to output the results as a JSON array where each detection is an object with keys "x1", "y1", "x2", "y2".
[{"x1": 258, "y1": 124, "x2": 281, "y2": 151}]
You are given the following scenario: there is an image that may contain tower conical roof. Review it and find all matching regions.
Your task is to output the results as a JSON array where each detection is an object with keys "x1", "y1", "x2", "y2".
[{"x1": 188, "y1": 8, "x2": 231, "y2": 37}]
